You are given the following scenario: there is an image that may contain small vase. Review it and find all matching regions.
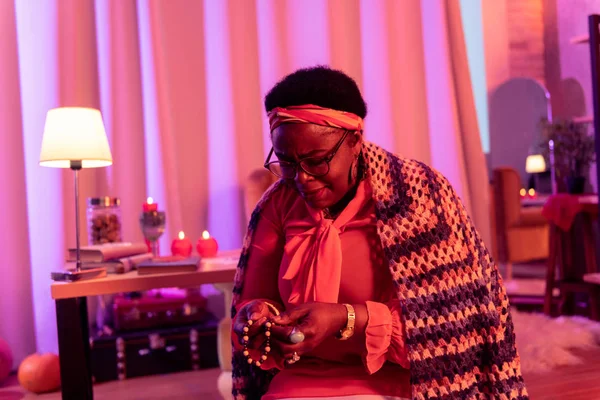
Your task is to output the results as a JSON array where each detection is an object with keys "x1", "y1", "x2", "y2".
[{"x1": 566, "y1": 176, "x2": 586, "y2": 194}]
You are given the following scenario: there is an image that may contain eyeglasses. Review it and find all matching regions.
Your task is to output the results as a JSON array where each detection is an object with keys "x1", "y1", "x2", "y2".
[{"x1": 264, "y1": 130, "x2": 351, "y2": 179}]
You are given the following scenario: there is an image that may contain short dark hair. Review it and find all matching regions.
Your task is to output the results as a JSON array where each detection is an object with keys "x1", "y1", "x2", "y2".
[{"x1": 264, "y1": 65, "x2": 367, "y2": 119}]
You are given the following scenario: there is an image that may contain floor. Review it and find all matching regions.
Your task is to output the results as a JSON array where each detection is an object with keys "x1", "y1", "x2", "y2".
[
  {"x1": 2, "y1": 348, "x2": 600, "y2": 400},
  {"x1": 525, "y1": 348, "x2": 600, "y2": 400},
  {"x1": 0, "y1": 369, "x2": 224, "y2": 400},
  {"x1": 1, "y1": 262, "x2": 596, "y2": 399}
]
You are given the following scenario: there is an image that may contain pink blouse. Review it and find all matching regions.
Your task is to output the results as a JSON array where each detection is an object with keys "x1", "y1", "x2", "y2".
[{"x1": 236, "y1": 180, "x2": 410, "y2": 400}]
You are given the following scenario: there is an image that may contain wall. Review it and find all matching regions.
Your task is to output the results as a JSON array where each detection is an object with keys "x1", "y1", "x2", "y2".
[
  {"x1": 545, "y1": 0, "x2": 597, "y2": 119},
  {"x1": 544, "y1": 0, "x2": 598, "y2": 191},
  {"x1": 482, "y1": 0, "x2": 510, "y2": 95},
  {"x1": 507, "y1": 0, "x2": 546, "y2": 85},
  {"x1": 483, "y1": 0, "x2": 546, "y2": 93},
  {"x1": 483, "y1": 0, "x2": 549, "y2": 187},
  {"x1": 484, "y1": 0, "x2": 598, "y2": 189}
]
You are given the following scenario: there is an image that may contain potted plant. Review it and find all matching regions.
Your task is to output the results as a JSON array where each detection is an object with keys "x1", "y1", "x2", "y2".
[{"x1": 538, "y1": 118, "x2": 595, "y2": 194}]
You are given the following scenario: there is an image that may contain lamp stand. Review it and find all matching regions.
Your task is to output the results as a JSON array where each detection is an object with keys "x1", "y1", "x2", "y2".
[
  {"x1": 72, "y1": 160, "x2": 82, "y2": 271},
  {"x1": 50, "y1": 160, "x2": 107, "y2": 282},
  {"x1": 549, "y1": 140, "x2": 557, "y2": 194}
]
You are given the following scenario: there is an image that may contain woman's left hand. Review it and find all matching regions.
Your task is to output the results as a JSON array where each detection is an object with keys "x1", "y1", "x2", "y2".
[{"x1": 269, "y1": 302, "x2": 348, "y2": 361}]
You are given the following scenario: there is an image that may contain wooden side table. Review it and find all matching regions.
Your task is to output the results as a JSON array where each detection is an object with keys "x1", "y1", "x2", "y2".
[
  {"x1": 50, "y1": 252, "x2": 238, "y2": 400},
  {"x1": 544, "y1": 200, "x2": 600, "y2": 320},
  {"x1": 521, "y1": 194, "x2": 550, "y2": 208}
]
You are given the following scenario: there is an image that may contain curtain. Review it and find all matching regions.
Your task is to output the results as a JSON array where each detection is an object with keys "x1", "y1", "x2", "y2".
[{"x1": 0, "y1": 0, "x2": 489, "y2": 367}]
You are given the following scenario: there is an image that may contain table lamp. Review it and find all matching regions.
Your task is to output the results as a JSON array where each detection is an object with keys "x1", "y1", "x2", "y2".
[
  {"x1": 525, "y1": 154, "x2": 547, "y2": 193},
  {"x1": 39, "y1": 107, "x2": 113, "y2": 281},
  {"x1": 525, "y1": 154, "x2": 546, "y2": 174}
]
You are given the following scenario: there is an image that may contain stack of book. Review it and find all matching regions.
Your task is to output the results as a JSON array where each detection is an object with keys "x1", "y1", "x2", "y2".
[
  {"x1": 66, "y1": 242, "x2": 152, "y2": 274},
  {"x1": 136, "y1": 255, "x2": 200, "y2": 275},
  {"x1": 135, "y1": 249, "x2": 241, "y2": 275}
]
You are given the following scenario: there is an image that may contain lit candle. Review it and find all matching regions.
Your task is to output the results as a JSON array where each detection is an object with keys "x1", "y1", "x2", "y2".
[
  {"x1": 196, "y1": 230, "x2": 218, "y2": 258},
  {"x1": 528, "y1": 188, "x2": 536, "y2": 198},
  {"x1": 519, "y1": 188, "x2": 526, "y2": 198},
  {"x1": 143, "y1": 197, "x2": 158, "y2": 212},
  {"x1": 171, "y1": 231, "x2": 193, "y2": 257}
]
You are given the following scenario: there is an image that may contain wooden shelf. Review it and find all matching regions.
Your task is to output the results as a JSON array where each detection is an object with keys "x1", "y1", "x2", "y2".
[
  {"x1": 572, "y1": 26, "x2": 600, "y2": 45},
  {"x1": 585, "y1": 272, "x2": 600, "y2": 285},
  {"x1": 573, "y1": 115, "x2": 594, "y2": 123},
  {"x1": 571, "y1": 34, "x2": 590, "y2": 44}
]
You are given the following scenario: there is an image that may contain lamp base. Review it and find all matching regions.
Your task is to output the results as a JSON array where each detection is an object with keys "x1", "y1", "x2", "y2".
[{"x1": 51, "y1": 267, "x2": 107, "y2": 282}]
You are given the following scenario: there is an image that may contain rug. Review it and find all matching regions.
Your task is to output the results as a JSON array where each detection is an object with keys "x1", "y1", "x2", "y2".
[{"x1": 512, "y1": 310, "x2": 600, "y2": 374}]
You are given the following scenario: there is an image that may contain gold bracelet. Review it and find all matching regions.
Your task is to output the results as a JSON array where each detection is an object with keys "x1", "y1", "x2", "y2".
[
  {"x1": 263, "y1": 301, "x2": 281, "y2": 316},
  {"x1": 336, "y1": 303, "x2": 356, "y2": 340}
]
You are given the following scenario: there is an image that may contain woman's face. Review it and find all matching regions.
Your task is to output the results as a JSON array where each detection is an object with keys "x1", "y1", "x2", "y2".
[{"x1": 271, "y1": 124, "x2": 362, "y2": 209}]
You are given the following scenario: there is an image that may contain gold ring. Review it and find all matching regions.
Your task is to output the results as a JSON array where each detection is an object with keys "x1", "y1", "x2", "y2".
[
  {"x1": 286, "y1": 351, "x2": 300, "y2": 364},
  {"x1": 288, "y1": 327, "x2": 305, "y2": 344}
]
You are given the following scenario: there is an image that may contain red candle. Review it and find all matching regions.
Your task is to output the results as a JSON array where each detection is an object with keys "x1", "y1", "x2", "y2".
[
  {"x1": 197, "y1": 230, "x2": 218, "y2": 258},
  {"x1": 143, "y1": 197, "x2": 158, "y2": 212},
  {"x1": 171, "y1": 231, "x2": 192, "y2": 257}
]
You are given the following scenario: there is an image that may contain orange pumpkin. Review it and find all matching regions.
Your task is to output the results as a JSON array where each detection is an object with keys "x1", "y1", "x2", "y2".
[
  {"x1": 0, "y1": 337, "x2": 13, "y2": 384},
  {"x1": 18, "y1": 353, "x2": 61, "y2": 393}
]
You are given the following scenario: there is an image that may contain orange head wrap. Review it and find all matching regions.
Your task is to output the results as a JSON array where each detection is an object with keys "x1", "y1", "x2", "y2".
[{"x1": 267, "y1": 104, "x2": 364, "y2": 133}]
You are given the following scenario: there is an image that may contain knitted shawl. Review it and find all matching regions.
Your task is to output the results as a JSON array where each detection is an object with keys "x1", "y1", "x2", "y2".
[{"x1": 231, "y1": 141, "x2": 528, "y2": 400}]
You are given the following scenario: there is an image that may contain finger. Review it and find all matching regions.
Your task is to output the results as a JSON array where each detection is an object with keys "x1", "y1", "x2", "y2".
[
  {"x1": 272, "y1": 308, "x2": 308, "y2": 325},
  {"x1": 271, "y1": 314, "x2": 291, "y2": 325},
  {"x1": 232, "y1": 313, "x2": 253, "y2": 337},
  {"x1": 236, "y1": 317, "x2": 269, "y2": 344},
  {"x1": 246, "y1": 301, "x2": 269, "y2": 322},
  {"x1": 271, "y1": 314, "x2": 314, "y2": 343},
  {"x1": 232, "y1": 315, "x2": 249, "y2": 339},
  {"x1": 270, "y1": 324, "x2": 295, "y2": 342},
  {"x1": 274, "y1": 340, "x2": 311, "y2": 360},
  {"x1": 233, "y1": 309, "x2": 269, "y2": 339}
]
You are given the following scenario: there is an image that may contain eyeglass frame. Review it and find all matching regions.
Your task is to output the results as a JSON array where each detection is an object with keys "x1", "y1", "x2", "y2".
[{"x1": 263, "y1": 129, "x2": 353, "y2": 179}]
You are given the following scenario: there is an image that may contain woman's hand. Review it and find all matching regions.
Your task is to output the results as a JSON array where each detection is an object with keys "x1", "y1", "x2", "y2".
[
  {"x1": 270, "y1": 302, "x2": 348, "y2": 361},
  {"x1": 232, "y1": 300, "x2": 278, "y2": 350}
]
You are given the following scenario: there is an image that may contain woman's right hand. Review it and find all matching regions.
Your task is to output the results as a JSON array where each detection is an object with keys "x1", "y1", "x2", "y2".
[{"x1": 232, "y1": 300, "x2": 276, "y2": 349}]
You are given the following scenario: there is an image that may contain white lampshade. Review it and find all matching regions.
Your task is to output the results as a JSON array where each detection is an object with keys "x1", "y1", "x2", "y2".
[
  {"x1": 39, "y1": 107, "x2": 112, "y2": 168},
  {"x1": 525, "y1": 154, "x2": 546, "y2": 173}
]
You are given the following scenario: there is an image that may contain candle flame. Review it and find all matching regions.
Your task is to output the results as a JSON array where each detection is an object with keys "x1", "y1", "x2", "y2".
[
  {"x1": 519, "y1": 188, "x2": 526, "y2": 197},
  {"x1": 528, "y1": 188, "x2": 535, "y2": 196},
  {"x1": 202, "y1": 230, "x2": 210, "y2": 239},
  {"x1": 147, "y1": 197, "x2": 154, "y2": 204},
  {"x1": 178, "y1": 231, "x2": 185, "y2": 240}
]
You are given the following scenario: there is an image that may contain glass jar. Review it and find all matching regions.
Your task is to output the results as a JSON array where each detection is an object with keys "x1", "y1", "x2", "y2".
[{"x1": 87, "y1": 197, "x2": 123, "y2": 245}]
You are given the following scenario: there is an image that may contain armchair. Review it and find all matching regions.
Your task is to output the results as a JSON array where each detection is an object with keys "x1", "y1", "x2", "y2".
[{"x1": 492, "y1": 167, "x2": 549, "y2": 280}]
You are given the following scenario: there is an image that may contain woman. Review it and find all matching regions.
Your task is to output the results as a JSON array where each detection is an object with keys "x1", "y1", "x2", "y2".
[{"x1": 231, "y1": 66, "x2": 528, "y2": 400}]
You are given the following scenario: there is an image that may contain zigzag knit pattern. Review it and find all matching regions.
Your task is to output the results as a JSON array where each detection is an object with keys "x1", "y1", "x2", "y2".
[{"x1": 231, "y1": 141, "x2": 528, "y2": 400}]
